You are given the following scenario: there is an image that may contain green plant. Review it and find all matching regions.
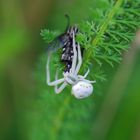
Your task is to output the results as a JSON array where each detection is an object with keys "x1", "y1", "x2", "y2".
[
  {"x1": 34, "y1": 0, "x2": 140, "y2": 140},
  {"x1": 41, "y1": 0, "x2": 140, "y2": 82}
]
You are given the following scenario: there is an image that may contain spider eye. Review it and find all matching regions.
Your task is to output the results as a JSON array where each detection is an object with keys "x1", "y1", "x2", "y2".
[{"x1": 71, "y1": 81, "x2": 93, "y2": 99}]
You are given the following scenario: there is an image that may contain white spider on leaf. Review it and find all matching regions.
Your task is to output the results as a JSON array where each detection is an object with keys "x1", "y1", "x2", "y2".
[{"x1": 46, "y1": 28, "x2": 96, "y2": 99}]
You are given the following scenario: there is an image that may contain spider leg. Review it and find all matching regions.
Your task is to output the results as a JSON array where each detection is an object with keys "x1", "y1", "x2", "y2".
[
  {"x1": 82, "y1": 79, "x2": 96, "y2": 84},
  {"x1": 54, "y1": 70, "x2": 67, "y2": 94},
  {"x1": 63, "y1": 72, "x2": 75, "y2": 85},
  {"x1": 46, "y1": 54, "x2": 64, "y2": 86},
  {"x1": 71, "y1": 31, "x2": 77, "y2": 74},
  {"x1": 65, "y1": 77, "x2": 75, "y2": 85},
  {"x1": 55, "y1": 82, "x2": 67, "y2": 94},
  {"x1": 75, "y1": 43, "x2": 82, "y2": 74},
  {"x1": 83, "y1": 69, "x2": 90, "y2": 78}
]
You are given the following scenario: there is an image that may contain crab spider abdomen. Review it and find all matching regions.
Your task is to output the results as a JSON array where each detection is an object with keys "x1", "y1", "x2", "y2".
[{"x1": 71, "y1": 81, "x2": 93, "y2": 99}]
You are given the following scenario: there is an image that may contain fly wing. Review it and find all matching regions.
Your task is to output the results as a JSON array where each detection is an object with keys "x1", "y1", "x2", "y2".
[{"x1": 46, "y1": 36, "x2": 64, "y2": 54}]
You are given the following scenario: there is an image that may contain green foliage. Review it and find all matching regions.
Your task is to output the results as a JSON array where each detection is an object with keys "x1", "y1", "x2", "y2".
[
  {"x1": 83, "y1": 0, "x2": 140, "y2": 67},
  {"x1": 41, "y1": 0, "x2": 140, "y2": 82},
  {"x1": 37, "y1": 0, "x2": 140, "y2": 140},
  {"x1": 40, "y1": 29, "x2": 60, "y2": 43}
]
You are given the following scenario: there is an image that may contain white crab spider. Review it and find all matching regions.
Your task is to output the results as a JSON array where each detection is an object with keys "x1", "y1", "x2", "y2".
[{"x1": 46, "y1": 31, "x2": 96, "y2": 99}]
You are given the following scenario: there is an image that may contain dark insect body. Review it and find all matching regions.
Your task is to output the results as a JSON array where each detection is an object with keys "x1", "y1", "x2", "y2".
[
  {"x1": 47, "y1": 15, "x2": 82, "y2": 73},
  {"x1": 61, "y1": 26, "x2": 79, "y2": 73}
]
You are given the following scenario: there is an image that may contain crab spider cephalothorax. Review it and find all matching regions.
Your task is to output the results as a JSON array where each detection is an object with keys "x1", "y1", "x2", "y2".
[{"x1": 46, "y1": 27, "x2": 96, "y2": 99}]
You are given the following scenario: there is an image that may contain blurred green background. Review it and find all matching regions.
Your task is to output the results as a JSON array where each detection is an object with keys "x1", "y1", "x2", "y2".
[{"x1": 0, "y1": 0, "x2": 140, "y2": 140}]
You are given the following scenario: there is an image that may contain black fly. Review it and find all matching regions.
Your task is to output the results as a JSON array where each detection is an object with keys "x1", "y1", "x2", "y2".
[
  {"x1": 61, "y1": 25, "x2": 79, "y2": 73},
  {"x1": 47, "y1": 15, "x2": 80, "y2": 73}
]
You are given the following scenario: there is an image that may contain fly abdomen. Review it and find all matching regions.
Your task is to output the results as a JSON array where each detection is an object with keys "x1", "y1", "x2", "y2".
[
  {"x1": 61, "y1": 25, "x2": 79, "y2": 73},
  {"x1": 61, "y1": 43, "x2": 74, "y2": 72}
]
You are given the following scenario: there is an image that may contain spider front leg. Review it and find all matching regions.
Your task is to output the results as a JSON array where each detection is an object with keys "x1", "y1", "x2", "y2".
[
  {"x1": 71, "y1": 31, "x2": 77, "y2": 74},
  {"x1": 77, "y1": 69, "x2": 90, "y2": 79},
  {"x1": 75, "y1": 43, "x2": 82, "y2": 75},
  {"x1": 54, "y1": 70, "x2": 67, "y2": 94},
  {"x1": 83, "y1": 69, "x2": 90, "y2": 78},
  {"x1": 55, "y1": 82, "x2": 68, "y2": 94},
  {"x1": 46, "y1": 54, "x2": 64, "y2": 86}
]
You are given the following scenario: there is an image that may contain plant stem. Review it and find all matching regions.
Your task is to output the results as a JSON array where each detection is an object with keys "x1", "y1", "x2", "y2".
[{"x1": 84, "y1": 0, "x2": 123, "y2": 62}]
